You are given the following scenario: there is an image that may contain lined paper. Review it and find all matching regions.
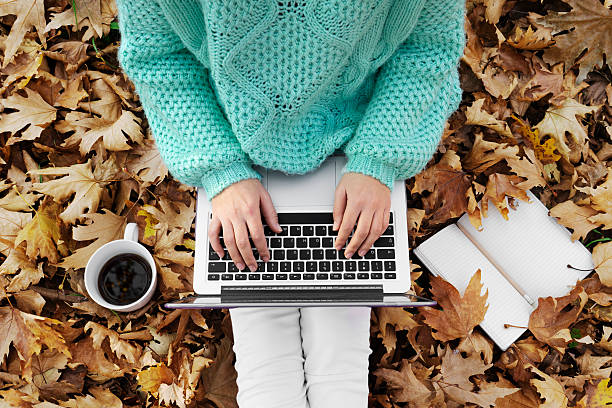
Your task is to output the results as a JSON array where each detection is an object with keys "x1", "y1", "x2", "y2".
[{"x1": 414, "y1": 189, "x2": 595, "y2": 351}]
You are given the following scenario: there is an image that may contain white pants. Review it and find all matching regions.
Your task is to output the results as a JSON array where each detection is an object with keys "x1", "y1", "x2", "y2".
[{"x1": 229, "y1": 306, "x2": 372, "y2": 408}]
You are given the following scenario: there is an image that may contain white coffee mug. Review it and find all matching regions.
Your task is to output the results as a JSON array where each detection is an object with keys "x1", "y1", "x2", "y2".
[{"x1": 84, "y1": 223, "x2": 157, "y2": 312}]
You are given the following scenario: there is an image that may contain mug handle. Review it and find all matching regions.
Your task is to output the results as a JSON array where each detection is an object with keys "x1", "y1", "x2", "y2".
[{"x1": 124, "y1": 223, "x2": 139, "y2": 242}]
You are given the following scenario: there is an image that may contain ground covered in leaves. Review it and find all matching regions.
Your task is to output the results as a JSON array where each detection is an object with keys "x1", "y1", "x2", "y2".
[{"x1": 0, "y1": 0, "x2": 611, "y2": 407}]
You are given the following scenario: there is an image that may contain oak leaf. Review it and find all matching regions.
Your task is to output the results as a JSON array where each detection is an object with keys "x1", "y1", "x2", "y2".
[{"x1": 421, "y1": 269, "x2": 489, "y2": 342}]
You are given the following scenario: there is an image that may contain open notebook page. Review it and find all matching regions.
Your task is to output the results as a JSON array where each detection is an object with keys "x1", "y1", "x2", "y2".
[
  {"x1": 456, "y1": 189, "x2": 595, "y2": 301},
  {"x1": 413, "y1": 223, "x2": 533, "y2": 351}
]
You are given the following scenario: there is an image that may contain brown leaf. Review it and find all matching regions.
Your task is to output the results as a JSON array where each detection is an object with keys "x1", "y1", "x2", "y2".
[
  {"x1": 137, "y1": 363, "x2": 175, "y2": 397},
  {"x1": 0, "y1": 0, "x2": 46, "y2": 68},
  {"x1": 374, "y1": 360, "x2": 437, "y2": 406},
  {"x1": 593, "y1": 241, "x2": 612, "y2": 288},
  {"x1": 549, "y1": 200, "x2": 600, "y2": 242},
  {"x1": 528, "y1": 363, "x2": 569, "y2": 408},
  {"x1": 201, "y1": 337, "x2": 238, "y2": 408},
  {"x1": 14, "y1": 199, "x2": 63, "y2": 264},
  {"x1": 421, "y1": 269, "x2": 489, "y2": 342},
  {"x1": 534, "y1": 0, "x2": 612, "y2": 83},
  {"x1": 528, "y1": 284, "x2": 588, "y2": 353},
  {"x1": 0, "y1": 88, "x2": 57, "y2": 143},
  {"x1": 375, "y1": 307, "x2": 418, "y2": 352}
]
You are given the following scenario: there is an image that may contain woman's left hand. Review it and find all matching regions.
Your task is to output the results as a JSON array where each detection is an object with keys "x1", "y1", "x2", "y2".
[{"x1": 332, "y1": 172, "x2": 391, "y2": 258}]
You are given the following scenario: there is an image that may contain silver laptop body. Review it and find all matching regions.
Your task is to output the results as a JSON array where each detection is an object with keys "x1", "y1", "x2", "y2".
[{"x1": 164, "y1": 152, "x2": 436, "y2": 308}]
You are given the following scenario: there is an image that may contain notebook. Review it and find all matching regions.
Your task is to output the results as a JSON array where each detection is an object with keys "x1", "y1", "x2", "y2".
[{"x1": 413, "y1": 189, "x2": 595, "y2": 350}]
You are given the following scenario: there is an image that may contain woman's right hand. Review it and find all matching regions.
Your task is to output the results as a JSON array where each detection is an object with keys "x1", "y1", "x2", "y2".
[{"x1": 209, "y1": 178, "x2": 282, "y2": 272}]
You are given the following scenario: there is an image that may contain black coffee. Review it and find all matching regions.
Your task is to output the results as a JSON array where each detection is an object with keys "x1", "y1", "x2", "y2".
[{"x1": 98, "y1": 254, "x2": 152, "y2": 305}]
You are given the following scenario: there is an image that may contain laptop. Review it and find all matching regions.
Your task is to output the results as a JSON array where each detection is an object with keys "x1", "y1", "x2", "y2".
[{"x1": 163, "y1": 150, "x2": 436, "y2": 308}]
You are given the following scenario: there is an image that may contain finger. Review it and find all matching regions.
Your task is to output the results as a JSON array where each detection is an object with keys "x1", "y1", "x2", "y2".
[
  {"x1": 332, "y1": 186, "x2": 347, "y2": 231},
  {"x1": 334, "y1": 203, "x2": 360, "y2": 251},
  {"x1": 382, "y1": 206, "x2": 390, "y2": 234},
  {"x1": 344, "y1": 209, "x2": 374, "y2": 258},
  {"x1": 233, "y1": 220, "x2": 258, "y2": 272},
  {"x1": 221, "y1": 219, "x2": 245, "y2": 270},
  {"x1": 246, "y1": 211, "x2": 270, "y2": 263},
  {"x1": 207, "y1": 215, "x2": 224, "y2": 258},
  {"x1": 357, "y1": 209, "x2": 384, "y2": 256},
  {"x1": 260, "y1": 190, "x2": 282, "y2": 233}
]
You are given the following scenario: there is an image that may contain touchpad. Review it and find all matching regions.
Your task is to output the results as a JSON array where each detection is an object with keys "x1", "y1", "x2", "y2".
[{"x1": 266, "y1": 158, "x2": 336, "y2": 207}]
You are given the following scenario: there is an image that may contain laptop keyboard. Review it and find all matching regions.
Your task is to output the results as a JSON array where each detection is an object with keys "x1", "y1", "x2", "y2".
[{"x1": 207, "y1": 212, "x2": 396, "y2": 281}]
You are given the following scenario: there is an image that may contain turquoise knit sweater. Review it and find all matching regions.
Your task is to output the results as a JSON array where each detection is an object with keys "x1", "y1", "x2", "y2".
[{"x1": 116, "y1": 0, "x2": 466, "y2": 200}]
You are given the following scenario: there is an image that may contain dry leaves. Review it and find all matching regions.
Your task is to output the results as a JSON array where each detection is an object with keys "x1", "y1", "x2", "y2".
[{"x1": 0, "y1": 0, "x2": 610, "y2": 407}]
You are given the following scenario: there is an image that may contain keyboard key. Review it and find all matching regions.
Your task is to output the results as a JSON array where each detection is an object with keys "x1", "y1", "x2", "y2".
[
  {"x1": 283, "y1": 238, "x2": 295, "y2": 248},
  {"x1": 384, "y1": 273, "x2": 396, "y2": 279},
  {"x1": 293, "y1": 261, "x2": 305, "y2": 272},
  {"x1": 262, "y1": 274, "x2": 274, "y2": 280},
  {"x1": 221, "y1": 274, "x2": 233, "y2": 280},
  {"x1": 328, "y1": 226, "x2": 338, "y2": 236},
  {"x1": 330, "y1": 273, "x2": 342, "y2": 279},
  {"x1": 256, "y1": 262, "x2": 265, "y2": 272},
  {"x1": 316, "y1": 273, "x2": 329, "y2": 280},
  {"x1": 357, "y1": 273, "x2": 369, "y2": 279},
  {"x1": 228, "y1": 263, "x2": 239, "y2": 272},
  {"x1": 378, "y1": 249, "x2": 395, "y2": 259},
  {"x1": 273, "y1": 250, "x2": 285, "y2": 260},
  {"x1": 352, "y1": 251, "x2": 363, "y2": 260},
  {"x1": 374, "y1": 237, "x2": 394, "y2": 247},
  {"x1": 236, "y1": 274, "x2": 247, "y2": 280},
  {"x1": 281, "y1": 262, "x2": 291, "y2": 272},
  {"x1": 290, "y1": 226, "x2": 301, "y2": 236},
  {"x1": 296, "y1": 238, "x2": 308, "y2": 248},
  {"x1": 248, "y1": 274, "x2": 260, "y2": 280},
  {"x1": 389, "y1": 212, "x2": 393, "y2": 223},
  {"x1": 306, "y1": 261, "x2": 317, "y2": 272},
  {"x1": 267, "y1": 261, "x2": 279, "y2": 272},
  {"x1": 207, "y1": 274, "x2": 220, "y2": 280},
  {"x1": 383, "y1": 225, "x2": 394, "y2": 236},
  {"x1": 384, "y1": 261, "x2": 396, "y2": 271},
  {"x1": 371, "y1": 261, "x2": 383, "y2": 271},
  {"x1": 316, "y1": 226, "x2": 327, "y2": 236},
  {"x1": 371, "y1": 272, "x2": 383, "y2": 279},
  {"x1": 303, "y1": 273, "x2": 315, "y2": 280},
  {"x1": 208, "y1": 262, "x2": 226, "y2": 272},
  {"x1": 332, "y1": 261, "x2": 343, "y2": 272},
  {"x1": 322, "y1": 237, "x2": 334, "y2": 247},
  {"x1": 345, "y1": 261, "x2": 357, "y2": 271},
  {"x1": 279, "y1": 226, "x2": 289, "y2": 236},
  {"x1": 264, "y1": 225, "x2": 273, "y2": 235},
  {"x1": 325, "y1": 249, "x2": 337, "y2": 259},
  {"x1": 313, "y1": 249, "x2": 324, "y2": 259},
  {"x1": 303, "y1": 226, "x2": 314, "y2": 236},
  {"x1": 289, "y1": 274, "x2": 301, "y2": 280},
  {"x1": 277, "y1": 213, "x2": 334, "y2": 224},
  {"x1": 358, "y1": 261, "x2": 369, "y2": 271},
  {"x1": 300, "y1": 249, "x2": 311, "y2": 260},
  {"x1": 365, "y1": 249, "x2": 376, "y2": 259},
  {"x1": 309, "y1": 237, "x2": 321, "y2": 247},
  {"x1": 222, "y1": 252, "x2": 232, "y2": 260},
  {"x1": 287, "y1": 249, "x2": 298, "y2": 260},
  {"x1": 209, "y1": 248, "x2": 220, "y2": 260},
  {"x1": 276, "y1": 274, "x2": 288, "y2": 280},
  {"x1": 271, "y1": 237, "x2": 282, "y2": 248},
  {"x1": 343, "y1": 273, "x2": 355, "y2": 279},
  {"x1": 319, "y1": 261, "x2": 331, "y2": 272},
  {"x1": 338, "y1": 250, "x2": 347, "y2": 260}
]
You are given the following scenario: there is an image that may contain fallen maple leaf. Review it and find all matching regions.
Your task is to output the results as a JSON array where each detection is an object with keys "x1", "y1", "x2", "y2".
[
  {"x1": 137, "y1": 363, "x2": 175, "y2": 397},
  {"x1": 527, "y1": 363, "x2": 569, "y2": 408},
  {"x1": 0, "y1": 87, "x2": 57, "y2": 143},
  {"x1": 421, "y1": 269, "x2": 489, "y2": 342},
  {"x1": 528, "y1": 284, "x2": 588, "y2": 353},
  {"x1": 14, "y1": 199, "x2": 64, "y2": 264},
  {"x1": 549, "y1": 200, "x2": 600, "y2": 242},
  {"x1": 593, "y1": 241, "x2": 612, "y2": 288},
  {"x1": 201, "y1": 338, "x2": 238, "y2": 408},
  {"x1": 534, "y1": 0, "x2": 612, "y2": 83},
  {"x1": 374, "y1": 360, "x2": 438, "y2": 407},
  {"x1": 0, "y1": 0, "x2": 46, "y2": 68},
  {"x1": 29, "y1": 160, "x2": 108, "y2": 224}
]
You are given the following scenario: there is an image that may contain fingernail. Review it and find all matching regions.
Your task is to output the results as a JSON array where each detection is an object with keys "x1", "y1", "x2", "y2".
[
  {"x1": 249, "y1": 264, "x2": 257, "y2": 272},
  {"x1": 237, "y1": 262, "x2": 245, "y2": 270},
  {"x1": 333, "y1": 221, "x2": 338, "y2": 230},
  {"x1": 358, "y1": 250, "x2": 366, "y2": 256},
  {"x1": 345, "y1": 251, "x2": 353, "y2": 259},
  {"x1": 263, "y1": 254, "x2": 270, "y2": 262}
]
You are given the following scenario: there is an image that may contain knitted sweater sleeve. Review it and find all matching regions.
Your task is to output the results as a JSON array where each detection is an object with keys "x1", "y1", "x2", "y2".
[
  {"x1": 340, "y1": 0, "x2": 466, "y2": 191},
  {"x1": 116, "y1": 0, "x2": 261, "y2": 200}
]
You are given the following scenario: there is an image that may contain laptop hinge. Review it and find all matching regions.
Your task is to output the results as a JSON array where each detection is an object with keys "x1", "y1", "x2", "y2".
[{"x1": 221, "y1": 285, "x2": 384, "y2": 303}]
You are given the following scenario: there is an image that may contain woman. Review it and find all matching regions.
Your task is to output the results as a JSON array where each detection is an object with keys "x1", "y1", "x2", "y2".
[{"x1": 116, "y1": 1, "x2": 466, "y2": 407}]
